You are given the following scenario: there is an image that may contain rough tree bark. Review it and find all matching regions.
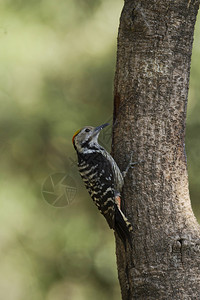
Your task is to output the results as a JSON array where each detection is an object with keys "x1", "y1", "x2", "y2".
[{"x1": 112, "y1": 1, "x2": 200, "y2": 299}]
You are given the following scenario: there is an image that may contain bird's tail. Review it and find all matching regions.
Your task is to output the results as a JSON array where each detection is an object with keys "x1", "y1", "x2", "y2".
[{"x1": 115, "y1": 204, "x2": 133, "y2": 248}]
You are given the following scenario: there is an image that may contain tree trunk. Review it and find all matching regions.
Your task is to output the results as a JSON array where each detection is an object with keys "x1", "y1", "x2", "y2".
[{"x1": 112, "y1": 1, "x2": 200, "y2": 299}]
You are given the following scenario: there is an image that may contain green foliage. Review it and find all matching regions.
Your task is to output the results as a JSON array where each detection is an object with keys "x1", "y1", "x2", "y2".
[
  {"x1": 0, "y1": 1, "x2": 199, "y2": 299},
  {"x1": 0, "y1": 1, "x2": 122, "y2": 299},
  {"x1": 187, "y1": 14, "x2": 200, "y2": 219}
]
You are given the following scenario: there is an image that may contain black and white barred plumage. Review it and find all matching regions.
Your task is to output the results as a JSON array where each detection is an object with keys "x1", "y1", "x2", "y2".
[{"x1": 72, "y1": 123, "x2": 133, "y2": 246}]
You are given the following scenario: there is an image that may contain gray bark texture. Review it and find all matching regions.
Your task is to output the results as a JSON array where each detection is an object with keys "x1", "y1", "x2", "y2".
[{"x1": 112, "y1": 1, "x2": 200, "y2": 299}]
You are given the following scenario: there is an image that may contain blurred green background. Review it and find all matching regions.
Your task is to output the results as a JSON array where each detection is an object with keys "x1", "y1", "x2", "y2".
[{"x1": 0, "y1": 1, "x2": 199, "y2": 299}]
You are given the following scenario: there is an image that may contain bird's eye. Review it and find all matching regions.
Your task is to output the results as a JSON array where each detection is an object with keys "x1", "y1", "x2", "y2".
[{"x1": 85, "y1": 128, "x2": 90, "y2": 133}]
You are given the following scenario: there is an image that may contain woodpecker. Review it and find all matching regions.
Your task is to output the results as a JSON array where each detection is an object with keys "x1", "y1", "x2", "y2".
[{"x1": 72, "y1": 123, "x2": 133, "y2": 246}]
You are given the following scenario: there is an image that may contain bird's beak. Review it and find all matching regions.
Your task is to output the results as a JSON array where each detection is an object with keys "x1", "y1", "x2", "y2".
[{"x1": 94, "y1": 123, "x2": 109, "y2": 134}]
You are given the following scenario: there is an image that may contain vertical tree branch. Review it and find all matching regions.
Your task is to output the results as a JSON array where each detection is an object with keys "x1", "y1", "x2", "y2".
[{"x1": 112, "y1": 1, "x2": 200, "y2": 299}]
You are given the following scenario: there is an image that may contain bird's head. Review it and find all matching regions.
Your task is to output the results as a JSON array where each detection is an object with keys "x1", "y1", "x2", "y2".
[{"x1": 72, "y1": 123, "x2": 109, "y2": 153}]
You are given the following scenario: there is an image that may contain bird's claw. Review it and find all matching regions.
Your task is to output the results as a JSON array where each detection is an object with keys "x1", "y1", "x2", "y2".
[{"x1": 122, "y1": 152, "x2": 144, "y2": 179}]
